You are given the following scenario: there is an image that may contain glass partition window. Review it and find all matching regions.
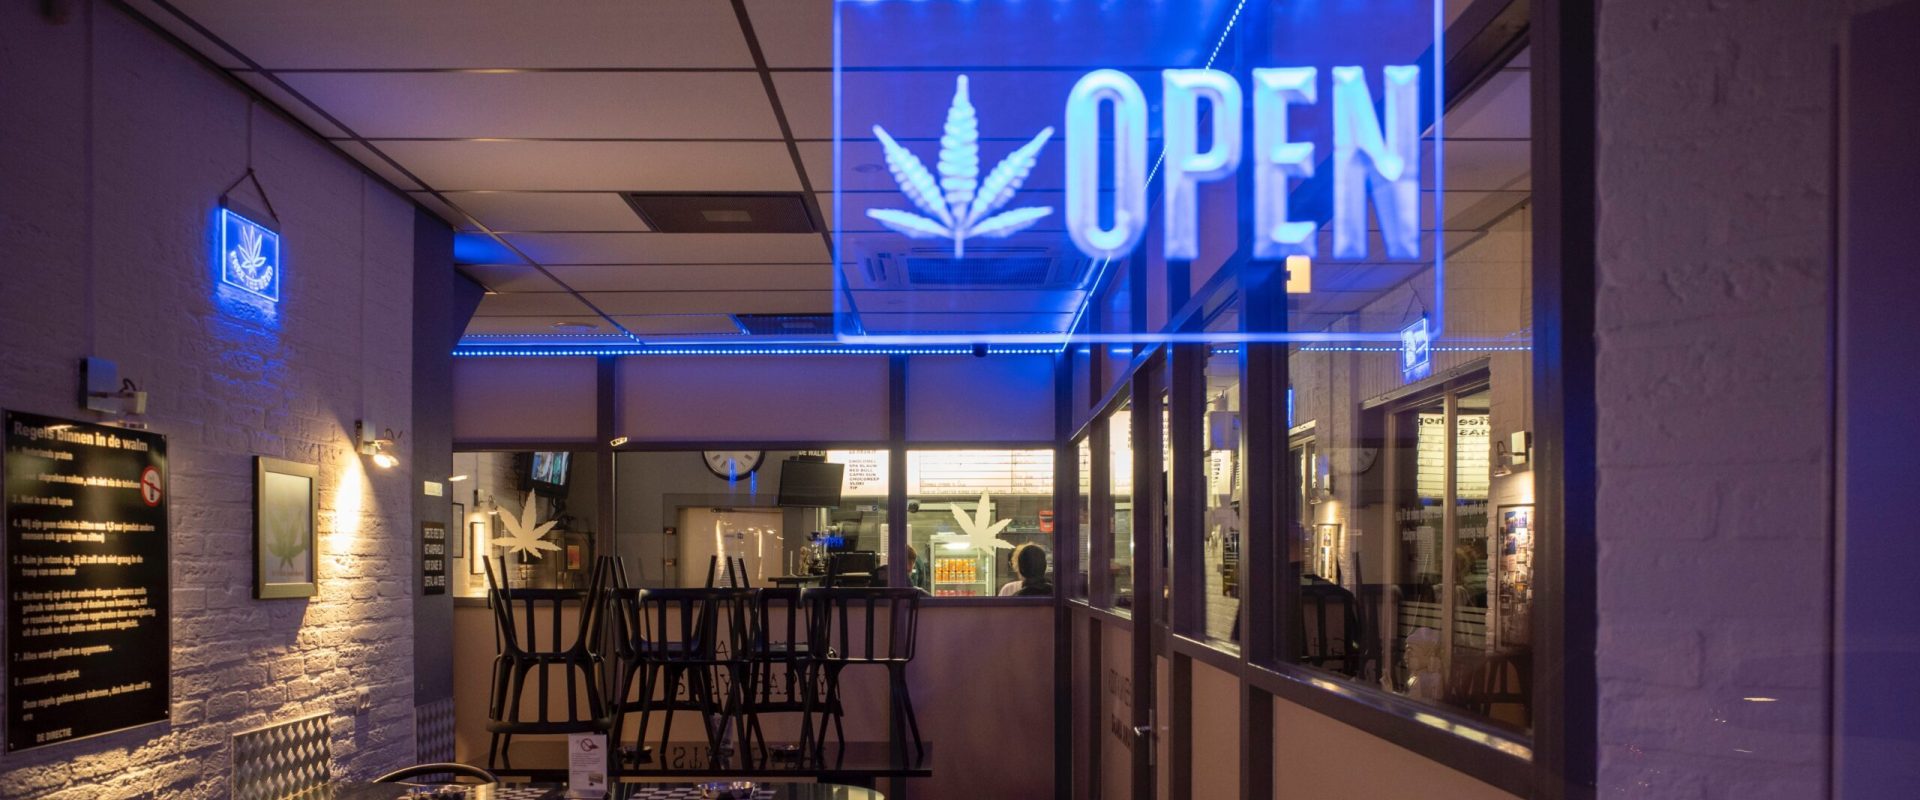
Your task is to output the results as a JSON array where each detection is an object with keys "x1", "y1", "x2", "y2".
[
  {"x1": 1201, "y1": 347, "x2": 1244, "y2": 649},
  {"x1": 905, "y1": 450, "x2": 1055, "y2": 598},
  {"x1": 1271, "y1": 38, "x2": 1535, "y2": 738},
  {"x1": 451, "y1": 450, "x2": 599, "y2": 598},
  {"x1": 1106, "y1": 402, "x2": 1135, "y2": 609}
]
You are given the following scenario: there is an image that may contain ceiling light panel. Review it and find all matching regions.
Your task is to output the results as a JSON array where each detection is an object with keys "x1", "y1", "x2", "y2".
[
  {"x1": 166, "y1": 0, "x2": 754, "y2": 69},
  {"x1": 623, "y1": 193, "x2": 817, "y2": 234}
]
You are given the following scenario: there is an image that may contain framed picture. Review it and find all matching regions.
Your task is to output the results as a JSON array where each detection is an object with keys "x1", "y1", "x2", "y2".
[
  {"x1": 469, "y1": 520, "x2": 488, "y2": 575},
  {"x1": 451, "y1": 502, "x2": 466, "y2": 559},
  {"x1": 255, "y1": 456, "x2": 318, "y2": 599}
]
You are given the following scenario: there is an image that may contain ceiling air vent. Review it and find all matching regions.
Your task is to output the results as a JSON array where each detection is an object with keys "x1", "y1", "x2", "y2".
[
  {"x1": 620, "y1": 192, "x2": 819, "y2": 234},
  {"x1": 734, "y1": 314, "x2": 835, "y2": 337}
]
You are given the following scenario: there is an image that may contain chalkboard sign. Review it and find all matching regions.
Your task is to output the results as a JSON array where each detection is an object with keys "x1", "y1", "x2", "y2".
[
  {"x1": 421, "y1": 521, "x2": 447, "y2": 595},
  {"x1": 4, "y1": 410, "x2": 169, "y2": 751}
]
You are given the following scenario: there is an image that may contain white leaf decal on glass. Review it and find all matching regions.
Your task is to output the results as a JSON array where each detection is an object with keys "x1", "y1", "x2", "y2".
[
  {"x1": 865, "y1": 75, "x2": 1055, "y2": 258},
  {"x1": 951, "y1": 492, "x2": 1015, "y2": 552},
  {"x1": 491, "y1": 490, "x2": 561, "y2": 559}
]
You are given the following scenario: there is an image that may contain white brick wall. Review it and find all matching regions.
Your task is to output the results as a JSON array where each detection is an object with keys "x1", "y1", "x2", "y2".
[
  {"x1": 1594, "y1": 1, "x2": 1899, "y2": 797},
  {"x1": 0, "y1": 2, "x2": 420, "y2": 796}
]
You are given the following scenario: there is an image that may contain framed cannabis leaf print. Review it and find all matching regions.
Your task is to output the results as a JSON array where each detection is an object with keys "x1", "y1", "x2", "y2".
[{"x1": 255, "y1": 456, "x2": 318, "y2": 599}]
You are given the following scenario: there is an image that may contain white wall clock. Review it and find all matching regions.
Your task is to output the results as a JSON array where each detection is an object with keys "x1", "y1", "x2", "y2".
[{"x1": 702, "y1": 451, "x2": 765, "y2": 480}]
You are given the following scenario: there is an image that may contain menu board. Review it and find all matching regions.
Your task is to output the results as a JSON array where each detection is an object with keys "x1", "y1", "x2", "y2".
[
  {"x1": 4, "y1": 411, "x2": 169, "y2": 751},
  {"x1": 421, "y1": 521, "x2": 447, "y2": 595}
]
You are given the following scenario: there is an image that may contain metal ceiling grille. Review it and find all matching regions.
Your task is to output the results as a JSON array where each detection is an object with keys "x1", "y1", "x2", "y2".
[{"x1": 621, "y1": 192, "x2": 820, "y2": 234}]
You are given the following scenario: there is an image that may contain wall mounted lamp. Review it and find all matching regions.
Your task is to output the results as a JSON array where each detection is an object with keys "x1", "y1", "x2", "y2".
[{"x1": 355, "y1": 421, "x2": 402, "y2": 469}]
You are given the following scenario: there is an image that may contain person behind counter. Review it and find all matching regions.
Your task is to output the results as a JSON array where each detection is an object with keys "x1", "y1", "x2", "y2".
[{"x1": 998, "y1": 542, "x2": 1054, "y2": 597}]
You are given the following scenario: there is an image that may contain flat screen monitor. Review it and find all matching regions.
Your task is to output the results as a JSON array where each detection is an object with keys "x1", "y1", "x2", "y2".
[
  {"x1": 529, "y1": 451, "x2": 571, "y2": 495},
  {"x1": 777, "y1": 459, "x2": 845, "y2": 508}
]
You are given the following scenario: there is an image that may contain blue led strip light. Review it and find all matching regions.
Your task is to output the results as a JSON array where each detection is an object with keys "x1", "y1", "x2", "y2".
[{"x1": 453, "y1": 345, "x2": 1062, "y2": 358}]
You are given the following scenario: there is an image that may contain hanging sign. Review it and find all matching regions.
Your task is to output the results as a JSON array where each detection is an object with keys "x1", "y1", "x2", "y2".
[
  {"x1": 1401, "y1": 317, "x2": 1433, "y2": 382},
  {"x1": 4, "y1": 410, "x2": 170, "y2": 751},
  {"x1": 832, "y1": 0, "x2": 1445, "y2": 345},
  {"x1": 219, "y1": 207, "x2": 281, "y2": 303}
]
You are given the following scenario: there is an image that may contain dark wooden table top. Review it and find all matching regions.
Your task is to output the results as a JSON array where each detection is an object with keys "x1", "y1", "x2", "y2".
[
  {"x1": 327, "y1": 781, "x2": 883, "y2": 800},
  {"x1": 624, "y1": 742, "x2": 931, "y2": 781}
]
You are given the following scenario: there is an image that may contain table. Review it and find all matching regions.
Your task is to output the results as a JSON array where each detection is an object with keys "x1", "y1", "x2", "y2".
[
  {"x1": 767, "y1": 575, "x2": 825, "y2": 588},
  {"x1": 622, "y1": 742, "x2": 932, "y2": 789},
  {"x1": 327, "y1": 782, "x2": 883, "y2": 800}
]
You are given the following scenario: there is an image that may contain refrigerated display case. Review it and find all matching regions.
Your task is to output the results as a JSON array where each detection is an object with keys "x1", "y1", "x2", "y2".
[{"x1": 930, "y1": 534, "x2": 993, "y2": 596}]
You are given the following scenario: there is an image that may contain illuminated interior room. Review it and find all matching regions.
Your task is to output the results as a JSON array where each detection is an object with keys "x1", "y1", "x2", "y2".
[{"x1": 2, "y1": 1, "x2": 1916, "y2": 799}]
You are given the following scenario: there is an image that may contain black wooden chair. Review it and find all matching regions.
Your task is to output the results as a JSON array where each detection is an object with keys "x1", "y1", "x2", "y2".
[
  {"x1": 609, "y1": 586, "x2": 757, "y2": 764},
  {"x1": 801, "y1": 587, "x2": 923, "y2": 756},
  {"x1": 705, "y1": 554, "x2": 751, "y2": 588},
  {"x1": 1295, "y1": 576, "x2": 1363, "y2": 676},
  {"x1": 740, "y1": 587, "x2": 812, "y2": 753},
  {"x1": 481, "y1": 556, "x2": 612, "y2": 772}
]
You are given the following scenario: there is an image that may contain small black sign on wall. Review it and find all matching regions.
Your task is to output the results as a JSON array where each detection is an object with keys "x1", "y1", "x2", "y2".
[
  {"x1": 4, "y1": 410, "x2": 170, "y2": 751},
  {"x1": 422, "y1": 521, "x2": 447, "y2": 595}
]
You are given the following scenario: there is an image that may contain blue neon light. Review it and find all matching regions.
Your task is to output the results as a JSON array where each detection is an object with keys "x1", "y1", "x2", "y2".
[{"x1": 219, "y1": 208, "x2": 280, "y2": 303}]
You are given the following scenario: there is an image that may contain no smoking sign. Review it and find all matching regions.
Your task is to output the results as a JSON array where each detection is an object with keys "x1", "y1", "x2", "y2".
[{"x1": 139, "y1": 466, "x2": 163, "y2": 507}]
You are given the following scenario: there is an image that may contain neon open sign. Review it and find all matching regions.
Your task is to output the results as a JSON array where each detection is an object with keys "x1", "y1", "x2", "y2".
[
  {"x1": 835, "y1": 0, "x2": 1443, "y2": 344},
  {"x1": 1065, "y1": 66, "x2": 1419, "y2": 264}
]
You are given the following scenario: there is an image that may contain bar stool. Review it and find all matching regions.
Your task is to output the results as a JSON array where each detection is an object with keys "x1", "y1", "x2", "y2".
[
  {"x1": 801, "y1": 587, "x2": 923, "y2": 756},
  {"x1": 481, "y1": 556, "x2": 612, "y2": 772},
  {"x1": 610, "y1": 586, "x2": 757, "y2": 764}
]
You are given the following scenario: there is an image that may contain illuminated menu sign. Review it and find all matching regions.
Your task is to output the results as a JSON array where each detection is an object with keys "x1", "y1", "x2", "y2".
[
  {"x1": 910, "y1": 450, "x2": 1054, "y2": 496},
  {"x1": 4, "y1": 411, "x2": 169, "y2": 751},
  {"x1": 830, "y1": 449, "x2": 1056, "y2": 496}
]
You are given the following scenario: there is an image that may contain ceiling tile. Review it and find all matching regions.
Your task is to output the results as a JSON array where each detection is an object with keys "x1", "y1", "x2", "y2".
[
  {"x1": 1444, "y1": 70, "x2": 1529, "y2": 141},
  {"x1": 1438, "y1": 140, "x2": 1530, "y2": 192},
  {"x1": 613, "y1": 315, "x2": 749, "y2": 336},
  {"x1": 546, "y1": 264, "x2": 832, "y2": 293},
  {"x1": 772, "y1": 73, "x2": 831, "y2": 140},
  {"x1": 281, "y1": 71, "x2": 781, "y2": 139},
  {"x1": 233, "y1": 72, "x2": 347, "y2": 139},
  {"x1": 746, "y1": 0, "x2": 832, "y2": 69},
  {"x1": 374, "y1": 140, "x2": 802, "y2": 191},
  {"x1": 457, "y1": 264, "x2": 566, "y2": 293},
  {"x1": 333, "y1": 141, "x2": 423, "y2": 191},
  {"x1": 503, "y1": 233, "x2": 831, "y2": 265},
  {"x1": 583, "y1": 291, "x2": 832, "y2": 315},
  {"x1": 404, "y1": 190, "x2": 472, "y2": 229},
  {"x1": 430, "y1": 192, "x2": 652, "y2": 233},
  {"x1": 464, "y1": 315, "x2": 622, "y2": 335},
  {"x1": 121, "y1": 0, "x2": 246, "y2": 68},
  {"x1": 471, "y1": 292, "x2": 599, "y2": 317},
  {"x1": 166, "y1": 0, "x2": 752, "y2": 69}
]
